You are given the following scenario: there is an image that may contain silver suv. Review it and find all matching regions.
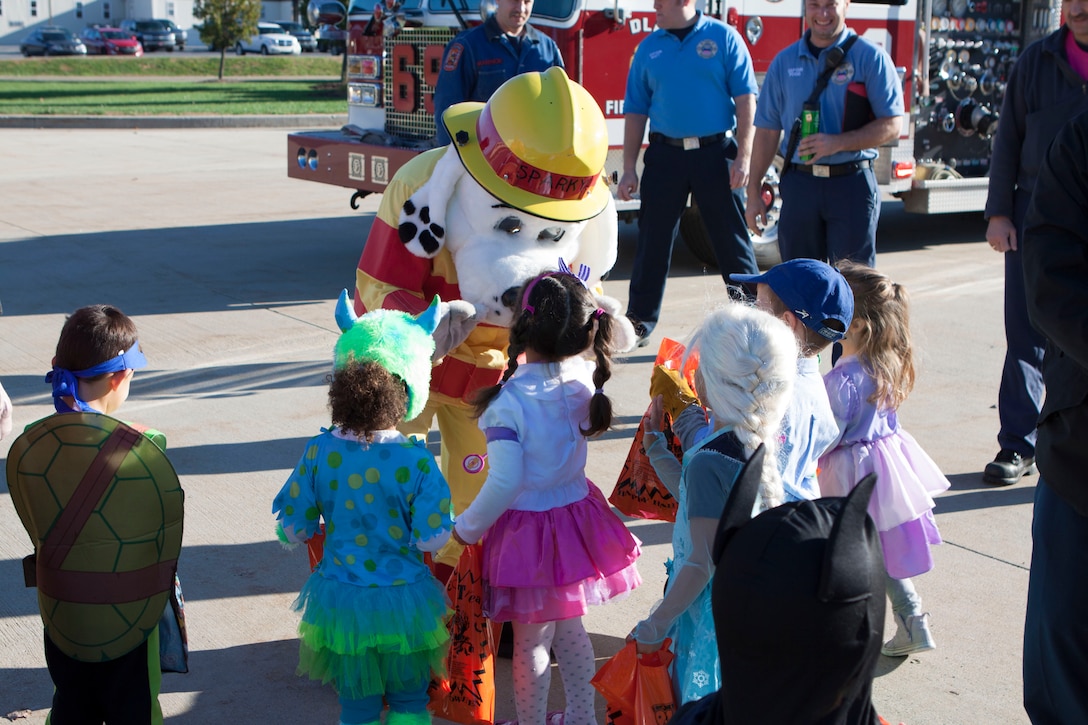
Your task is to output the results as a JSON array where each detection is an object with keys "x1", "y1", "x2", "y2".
[{"x1": 119, "y1": 19, "x2": 175, "y2": 52}]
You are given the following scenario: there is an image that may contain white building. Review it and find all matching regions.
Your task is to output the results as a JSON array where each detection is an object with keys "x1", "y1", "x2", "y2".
[{"x1": 2, "y1": 0, "x2": 297, "y2": 46}]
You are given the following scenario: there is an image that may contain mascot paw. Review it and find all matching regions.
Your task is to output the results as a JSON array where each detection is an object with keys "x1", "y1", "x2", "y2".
[
  {"x1": 399, "y1": 199, "x2": 445, "y2": 258},
  {"x1": 432, "y1": 299, "x2": 479, "y2": 361},
  {"x1": 596, "y1": 294, "x2": 638, "y2": 353}
]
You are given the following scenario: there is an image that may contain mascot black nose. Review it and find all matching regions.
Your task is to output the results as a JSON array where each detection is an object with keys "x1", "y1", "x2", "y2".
[{"x1": 501, "y1": 287, "x2": 521, "y2": 309}]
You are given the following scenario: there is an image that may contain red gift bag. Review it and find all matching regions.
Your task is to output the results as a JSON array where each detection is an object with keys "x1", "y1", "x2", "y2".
[{"x1": 428, "y1": 544, "x2": 497, "y2": 725}]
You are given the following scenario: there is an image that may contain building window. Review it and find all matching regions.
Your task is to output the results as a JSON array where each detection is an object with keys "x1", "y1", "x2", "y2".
[
  {"x1": 76, "y1": 1, "x2": 82, "y2": 17},
  {"x1": 103, "y1": 2, "x2": 110, "y2": 18},
  {"x1": 30, "y1": 0, "x2": 37, "y2": 16},
  {"x1": 167, "y1": 1, "x2": 175, "y2": 15}
]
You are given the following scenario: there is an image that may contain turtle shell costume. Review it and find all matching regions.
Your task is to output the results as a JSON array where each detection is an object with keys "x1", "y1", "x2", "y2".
[{"x1": 7, "y1": 412, "x2": 184, "y2": 663}]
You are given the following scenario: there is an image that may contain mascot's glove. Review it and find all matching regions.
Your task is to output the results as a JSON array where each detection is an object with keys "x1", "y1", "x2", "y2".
[{"x1": 432, "y1": 300, "x2": 478, "y2": 362}]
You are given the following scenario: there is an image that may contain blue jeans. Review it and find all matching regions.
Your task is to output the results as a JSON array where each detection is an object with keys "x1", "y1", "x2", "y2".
[
  {"x1": 1023, "y1": 478, "x2": 1088, "y2": 724},
  {"x1": 626, "y1": 138, "x2": 758, "y2": 331}
]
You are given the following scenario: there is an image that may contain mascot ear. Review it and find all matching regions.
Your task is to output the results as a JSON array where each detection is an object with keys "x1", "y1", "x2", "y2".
[{"x1": 398, "y1": 146, "x2": 467, "y2": 259}]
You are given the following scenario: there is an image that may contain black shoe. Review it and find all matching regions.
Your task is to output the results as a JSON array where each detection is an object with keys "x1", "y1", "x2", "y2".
[
  {"x1": 628, "y1": 316, "x2": 652, "y2": 348},
  {"x1": 982, "y1": 449, "x2": 1036, "y2": 486}
]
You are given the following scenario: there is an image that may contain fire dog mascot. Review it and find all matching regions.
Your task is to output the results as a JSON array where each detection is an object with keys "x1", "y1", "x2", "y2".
[{"x1": 353, "y1": 67, "x2": 635, "y2": 575}]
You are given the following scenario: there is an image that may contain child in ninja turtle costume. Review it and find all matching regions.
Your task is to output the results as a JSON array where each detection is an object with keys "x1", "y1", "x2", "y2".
[
  {"x1": 273, "y1": 293, "x2": 454, "y2": 725},
  {"x1": 7, "y1": 304, "x2": 185, "y2": 724}
]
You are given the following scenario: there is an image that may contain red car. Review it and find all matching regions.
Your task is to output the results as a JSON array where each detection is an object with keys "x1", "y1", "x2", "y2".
[{"x1": 80, "y1": 26, "x2": 144, "y2": 56}]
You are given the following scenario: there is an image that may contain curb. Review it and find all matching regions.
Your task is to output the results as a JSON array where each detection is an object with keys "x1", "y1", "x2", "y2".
[{"x1": 0, "y1": 114, "x2": 348, "y2": 129}]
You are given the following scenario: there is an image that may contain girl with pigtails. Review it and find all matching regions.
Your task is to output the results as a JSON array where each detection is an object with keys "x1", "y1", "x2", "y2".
[
  {"x1": 631, "y1": 302, "x2": 798, "y2": 704},
  {"x1": 450, "y1": 270, "x2": 643, "y2": 725}
]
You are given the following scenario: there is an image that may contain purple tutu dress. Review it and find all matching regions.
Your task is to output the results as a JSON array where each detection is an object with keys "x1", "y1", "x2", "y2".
[
  {"x1": 455, "y1": 359, "x2": 642, "y2": 623},
  {"x1": 818, "y1": 356, "x2": 949, "y2": 579}
]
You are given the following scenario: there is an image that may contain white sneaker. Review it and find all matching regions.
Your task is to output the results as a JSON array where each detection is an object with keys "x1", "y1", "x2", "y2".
[{"x1": 881, "y1": 612, "x2": 936, "y2": 657}]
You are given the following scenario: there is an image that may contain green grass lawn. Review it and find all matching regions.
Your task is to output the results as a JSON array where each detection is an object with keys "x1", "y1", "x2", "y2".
[{"x1": 0, "y1": 55, "x2": 347, "y2": 115}]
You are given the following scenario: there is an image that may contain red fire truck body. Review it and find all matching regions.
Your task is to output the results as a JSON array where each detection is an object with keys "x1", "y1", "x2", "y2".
[{"x1": 287, "y1": 0, "x2": 1060, "y2": 263}]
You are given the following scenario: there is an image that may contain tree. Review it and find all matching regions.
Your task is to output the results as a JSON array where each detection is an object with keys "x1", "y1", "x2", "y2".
[{"x1": 194, "y1": 0, "x2": 262, "y2": 80}]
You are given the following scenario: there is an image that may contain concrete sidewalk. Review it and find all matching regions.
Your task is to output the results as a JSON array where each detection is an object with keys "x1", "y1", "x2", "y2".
[{"x1": 0, "y1": 127, "x2": 1030, "y2": 725}]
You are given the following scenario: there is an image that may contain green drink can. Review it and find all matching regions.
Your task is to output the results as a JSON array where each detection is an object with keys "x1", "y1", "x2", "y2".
[{"x1": 800, "y1": 103, "x2": 819, "y2": 162}]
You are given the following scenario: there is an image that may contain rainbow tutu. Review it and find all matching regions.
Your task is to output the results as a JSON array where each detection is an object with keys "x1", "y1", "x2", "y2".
[{"x1": 293, "y1": 573, "x2": 450, "y2": 699}]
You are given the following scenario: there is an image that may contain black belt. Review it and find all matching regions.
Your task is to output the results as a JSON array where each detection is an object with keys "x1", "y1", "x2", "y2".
[
  {"x1": 649, "y1": 132, "x2": 728, "y2": 149},
  {"x1": 790, "y1": 160, "x2": 872, "y2": 178}
]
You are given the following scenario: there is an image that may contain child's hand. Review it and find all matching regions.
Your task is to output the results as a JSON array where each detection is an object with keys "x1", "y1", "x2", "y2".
[{"x1": 645, "y1": 394, "x2": 665, "y2": 433}]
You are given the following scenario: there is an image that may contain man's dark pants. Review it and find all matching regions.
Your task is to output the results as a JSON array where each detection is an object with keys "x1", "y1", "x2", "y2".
[
  {"x1": 777, "y1": 164, "x2": 879, "y2": 266},
  {"x1": 626, "y1": 138, "x2": 758, "y2": 331},
  {"x1": 999, "y1": 189, "x2": 1045, "y2": 458},
  {"x1": 1023, "y1": 478, "x2": 1088, "y2": 724}
]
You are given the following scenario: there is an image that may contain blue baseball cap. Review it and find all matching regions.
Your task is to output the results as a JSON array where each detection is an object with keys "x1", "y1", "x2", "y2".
[{"x1": 730, "y1": 259, "x2": 854, "y2": 342}]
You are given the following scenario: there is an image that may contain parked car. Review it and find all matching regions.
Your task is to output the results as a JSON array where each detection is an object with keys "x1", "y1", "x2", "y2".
[
  {"x1": 80, "y1": 26, "x2": 144, "y2": 56},
  {"x1": 273, "y1": 20, "x2": 317, "y2": 53},
  {"x1": 118, "y1": 19, "x2": 176, "y2": 52},
  {"x1": 235, "y1": 22, "x2": 301, "y2": 55},
  {"x1": 160, "y1": 19, "x2": 188, "y2": 50},
  {"x1": 20, "y1": 26, "x2": 87, "y2": 56},
  {"x1": 314, "y1": 24, "x2": 347, "y2": 54}
]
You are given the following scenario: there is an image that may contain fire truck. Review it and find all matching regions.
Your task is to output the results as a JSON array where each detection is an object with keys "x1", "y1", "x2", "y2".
[{"x1": 287, "y1": 0, "x2": 1062, "y2": 266}]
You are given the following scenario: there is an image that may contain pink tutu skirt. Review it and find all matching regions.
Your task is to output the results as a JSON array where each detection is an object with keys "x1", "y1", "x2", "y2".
[{"x1": 481, "y1": 483, "x2": 642, "y2": 623}]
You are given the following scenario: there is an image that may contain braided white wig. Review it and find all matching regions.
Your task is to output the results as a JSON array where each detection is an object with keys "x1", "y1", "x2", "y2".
[{"x1": 687, "y1": 302, "x2": 798, "y2": 508}]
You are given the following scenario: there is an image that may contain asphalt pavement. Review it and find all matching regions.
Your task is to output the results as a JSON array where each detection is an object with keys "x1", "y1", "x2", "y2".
[{"x1": 0, "y1": 126, "x2": 1031, "y2": 724}]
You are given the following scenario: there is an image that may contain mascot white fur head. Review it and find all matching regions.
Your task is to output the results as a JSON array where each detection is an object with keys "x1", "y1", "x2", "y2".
[{"x1": 395, "y1": 67, "x2": 636, "y2": 352}]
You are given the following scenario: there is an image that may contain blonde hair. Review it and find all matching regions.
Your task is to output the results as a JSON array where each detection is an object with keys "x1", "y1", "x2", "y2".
[
  {"x1": 835, "y1": 260, "x2": 915, "y2": 411},
  {"x1": 686, "y1": 302, "x2": 798, "y2": 508}
]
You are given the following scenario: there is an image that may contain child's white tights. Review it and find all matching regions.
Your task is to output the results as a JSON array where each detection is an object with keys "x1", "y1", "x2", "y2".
[{"x1": 512, "y1": 618, "x2": 598, "y2": 725}]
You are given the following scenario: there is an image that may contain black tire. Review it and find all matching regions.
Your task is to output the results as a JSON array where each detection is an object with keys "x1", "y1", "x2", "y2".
[
  {"x1": 676, "y1": 204, "x2": 718, "y2": 268},
  {"x1": 235, "y1": 42, "x2": 245, "y2": 56},
  {"x1": 261, "y1": 45, "x2": 270, "y2": 55}
]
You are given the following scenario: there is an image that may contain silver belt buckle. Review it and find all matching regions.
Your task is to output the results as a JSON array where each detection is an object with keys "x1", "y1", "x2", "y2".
[
  {"x1": 682, "y1": 136, "x2": 699, "y2": 151},
  {"x1": 813, "y1": 164, "x2": 831, "y2": 178}
]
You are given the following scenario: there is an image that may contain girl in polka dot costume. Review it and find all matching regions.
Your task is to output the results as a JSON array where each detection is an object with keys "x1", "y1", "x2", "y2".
[
  {"x1": 451, "y1": 272, "x2": 642, "y2": 725},
  {"x1": 274, "y1": 298, "x2": 453, "y2": 725}
]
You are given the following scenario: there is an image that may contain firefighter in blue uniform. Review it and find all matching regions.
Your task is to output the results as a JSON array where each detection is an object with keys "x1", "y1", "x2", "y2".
[
  {"x1": 617, "y1": 0, "x2": 760, "y2": 347},
  {"x1": 746, "y1": 0, "x2": 903, "y2": 266},
  {"x1": 433, "y1": 0, "x2": 564, "y2": 146}
]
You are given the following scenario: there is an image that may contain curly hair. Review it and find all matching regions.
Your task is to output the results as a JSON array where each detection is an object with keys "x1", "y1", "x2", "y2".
[
  {"x1": 835, "y1": 260, "x2": 915, "y2": 411},
  {"x1": 55, "y1": 304, "x2": 139, "y2": 378},
  {"x1": 687, "y1": 301, "x2": 798, "y2": 508},
  {"x1": 471, "y1": 272, "x2": 615, "y2": 437},
  {"x1": 328, "y1": 360, "x2": 408, "y2": 442}
]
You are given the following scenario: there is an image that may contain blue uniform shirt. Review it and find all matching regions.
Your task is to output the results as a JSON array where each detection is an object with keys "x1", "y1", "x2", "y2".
[
  {"x1": 755, "y1": 28, "x2": 903, "y2": 165},
  {"x1": 433, "y1": 15, "x2": 564, "y2": 145},
  {"x1": 624, "y1": 12, "x2": 757, "y2": 139}
]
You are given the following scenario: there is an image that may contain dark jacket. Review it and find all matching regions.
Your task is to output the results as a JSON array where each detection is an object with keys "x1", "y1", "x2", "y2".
[
  {"x1": 985, "y1": 27, "x2": 1088, "y2": 220},
  {"x1": 432, "y1": 15, "x2": 564, "y2": 145},
  {"x1": 1022, "y1": 108, "x2": 1088, "y2": 516}
]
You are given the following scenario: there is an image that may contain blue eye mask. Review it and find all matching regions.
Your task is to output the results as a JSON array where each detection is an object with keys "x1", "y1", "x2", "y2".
[{"x1": 45, "y1": 341, "x2": 147, "y2": 413}]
